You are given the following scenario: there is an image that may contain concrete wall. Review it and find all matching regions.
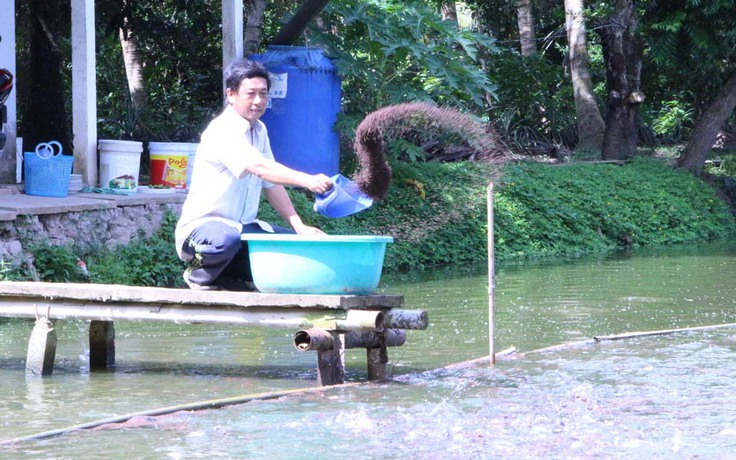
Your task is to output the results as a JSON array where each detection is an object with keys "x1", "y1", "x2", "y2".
[{"x1": 0, "y1": 195, "x2": 183, "y2": 266}]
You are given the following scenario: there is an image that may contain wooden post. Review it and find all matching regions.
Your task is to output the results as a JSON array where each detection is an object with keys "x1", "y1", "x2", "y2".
[
  {"x1": 89, "y1": 320, "x2": 115, "y2": 370},
  {"x1": 365, "y1": 330, "x2": 389, "y2": 381},
  {"x1": 26, "y1": 317, "x2": 57, "y2": 376},
  {"x1": 366, "y1": 347, "x2": 387, "y2": 381},
  {"x1": 316, "y1": 332, "x2": 344, "y2": 386}
]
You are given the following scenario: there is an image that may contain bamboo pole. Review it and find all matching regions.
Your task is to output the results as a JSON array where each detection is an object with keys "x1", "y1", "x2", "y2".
[
  {"x1": 487, "y1": 182, "x2": 495, "y2": 365},
  {"x1": 0, "y1": 300, "x2": 376, "y2": 330},
  {"x1": 334, "y1": 309, "x2": 385, "y2": 332},
  {"x1": 594, "y1": 322, "x2": 736, "y2": 341},
  {"x1": 293, "y1": 328, "x2": 407, "y2": 352},
  {"x1": 0, "y1": 281, "x2": 404, "y2": 310},
  {"x1": 383, "y1": 309, "x2": 428, "y2": 330}
]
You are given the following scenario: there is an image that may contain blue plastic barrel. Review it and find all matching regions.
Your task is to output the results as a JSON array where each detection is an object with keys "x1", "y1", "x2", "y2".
[{"x1": 250, "y1": 46, "x2": 341, "y2": 177}]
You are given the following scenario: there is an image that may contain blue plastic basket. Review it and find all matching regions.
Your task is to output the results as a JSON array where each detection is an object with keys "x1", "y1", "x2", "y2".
[{"x1": 24, "y1": 152, "x2": 74, "y2": 197}]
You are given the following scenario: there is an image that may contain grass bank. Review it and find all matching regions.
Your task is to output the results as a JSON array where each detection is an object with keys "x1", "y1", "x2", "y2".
[
  {"x1": 284, "y1": 157, "x2": 735, "y2": 269},
  {"x1": 3, "y1": 158, "x2": 734, "y2": 285}
]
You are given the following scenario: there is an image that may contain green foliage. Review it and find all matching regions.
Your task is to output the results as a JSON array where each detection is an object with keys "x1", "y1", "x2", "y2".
[
  {"x1": 96, "y1": 0, "x2": 223, "y2": 142},
  {"x1": 705, "y1": 151, "x2": 736, "y2": 178},
  {"x1": 20, "y1": 212, "x2": 186, "y2": 286},
  {"x1": 0, "y1": 260, "x2": 25, "y2": 281},
  {"x1": 487, "y1": 51, "x2": 579, "y2": 149},
  {"x1": 651, "y1": 100, "x2": 694, "y2": 142},
  {"x1": 640, "y1": 0, "x2": 736, "y2": 140},
  {"x1": 89, "y1": 213, "x2": 186, "y2": 287},
  {"x1": 494, "y1": 158, "x2": 735, "y2": 260},
  {"x1": 720, "y1": 155, "x2": 736, "y2": 178},
  {"x1": 309, "y1": 0, "x2": 497, "y2": 136},
  {"x1": 28, "y1": 244, "x2": 89, "y2": 283},
  {"x1": 387, "y1": 138, "x2": 430, "y2": 163},
  {"x1": 270, "y1": 158, "x2": 734, "y2": 270}
]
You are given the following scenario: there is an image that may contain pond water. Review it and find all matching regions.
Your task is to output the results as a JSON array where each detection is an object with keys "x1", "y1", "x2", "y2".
[{"x1": 1, "y1": 240, "x2": 735, "y2": 458}]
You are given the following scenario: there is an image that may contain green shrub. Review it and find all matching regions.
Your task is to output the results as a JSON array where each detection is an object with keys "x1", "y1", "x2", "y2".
[
  {"x1": 15, "y1": 211, "x2": 186, "y2": 286},
  {"x1": 87, "y1": 212, "x2": 186, "y2": 287},
  {"x1": 310, "y1": 0, "x2": 496, "y2": 137},
  {"x1": 494, "y1": 158, "x2": 735, "y2": 259}
]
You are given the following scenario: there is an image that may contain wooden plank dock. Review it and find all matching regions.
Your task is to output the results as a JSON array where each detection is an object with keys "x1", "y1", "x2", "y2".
[{"x1": 0, "y1": 281, "x2": 427, "y2": 385}]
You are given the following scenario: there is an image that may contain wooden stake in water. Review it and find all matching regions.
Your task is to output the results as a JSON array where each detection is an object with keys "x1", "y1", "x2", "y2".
[
  {"x1": 487, "y1": 183, "x2": 496, "y2": 365},
  {"x1": 26, "y1": 316, "x2": 57, "y2": 376}
]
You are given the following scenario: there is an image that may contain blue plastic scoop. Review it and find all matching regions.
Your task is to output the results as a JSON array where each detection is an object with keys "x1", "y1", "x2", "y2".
[{"x1": 314, "y1": 174, "x2": 373, "y2": 218}]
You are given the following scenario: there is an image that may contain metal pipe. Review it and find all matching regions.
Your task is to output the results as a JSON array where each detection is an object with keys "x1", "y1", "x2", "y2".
[{"x1": 383, "y1": 309, "x2": 428, "y2": 330}]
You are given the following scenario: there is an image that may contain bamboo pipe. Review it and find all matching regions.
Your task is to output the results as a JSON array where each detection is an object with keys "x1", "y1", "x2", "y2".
[
  {"x1": 293, "y1": 329, "x2": 407, "y2": 352},
  {"x1": 334, "y1": 309, "x2": 385, "y2": 332},
  {"x1": 294, "y1": 328, "x2": 334, "y2": 352},
  {"x1": 0, "y1": 300, "x2": 385, "y2": 331},
  {"x1": 487, "y1": 182, "x2": 496, "y2": 365},
  {"x1": 383, "y1": 309, "x2": 428, "y2": 330},
  {"x1": 344, "y1": 329, "x2": 406, "y2": 349}
]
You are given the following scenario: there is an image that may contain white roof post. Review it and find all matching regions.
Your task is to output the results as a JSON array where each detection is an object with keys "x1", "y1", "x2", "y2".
[
  {"x1": 0, "y1": 0, "x2": 17, "y2": 184},
  {"x1": 71, "y1": 0, "x2": 97, "y2": 187},
  {"x1": 222, "y1": 0, "x2": 244, "y2": 96}
]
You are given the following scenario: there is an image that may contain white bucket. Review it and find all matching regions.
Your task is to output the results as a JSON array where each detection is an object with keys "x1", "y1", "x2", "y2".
[
  {"x1": 148, "y1": 142, "x2": 198, "y2": 189},
  {"x1": 98, "y1": 139, "x2": 143, "y2": 193}
]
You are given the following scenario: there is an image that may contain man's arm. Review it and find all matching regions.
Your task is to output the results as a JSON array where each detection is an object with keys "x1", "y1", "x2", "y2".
[
  {"x1": 264, "y1": 185, "x2": 324, "y2": 235},
  {"x1": 242, "y1": 157, "x2": 332, "y2": 195}
]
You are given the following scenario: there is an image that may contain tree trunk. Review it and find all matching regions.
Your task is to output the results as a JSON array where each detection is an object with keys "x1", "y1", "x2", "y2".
[
  {"x1": 516, "y1": 0, "x2": 537, "y2": 56},
  {"x1": 597, "y1": 0, "x2": 644, "y2": 160},
  {"x1": 119, "y1": 0, "x2": 146, "y2": 111},
  {"x1": 441, "y1": 2, "x2": 458, "y2": 23},
  {"x1": 23, "y1": 0, "x2": 73, "y2": 153},
  {"x1": 245, "y1": 0, "x2": 267, "y2": 53},
  {"x1": 676, "y1": 71, "x2": 736, "y2": 176},
  {"x1": 565, "y1": 0, "x2": 604, "y2": 153}
]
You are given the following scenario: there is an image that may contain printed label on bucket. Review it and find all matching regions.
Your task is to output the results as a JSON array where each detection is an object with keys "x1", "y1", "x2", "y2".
[
  {"x1": 150, "y1": 154, "x2": 188, "y2": 189},
  {"x1": 107, "y1": 174, "x2": 137, "y2": 190}
]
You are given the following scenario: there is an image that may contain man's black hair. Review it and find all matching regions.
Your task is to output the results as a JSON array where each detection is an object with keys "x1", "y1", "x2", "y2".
[{"x1": 224, "y1": 59, "x2": 271, "y2": 92}]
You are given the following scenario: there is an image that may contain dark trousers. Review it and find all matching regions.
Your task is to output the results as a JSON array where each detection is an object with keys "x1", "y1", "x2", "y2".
[{"x1": 181, "y1": 221, "x2": 294, "y2": 286}]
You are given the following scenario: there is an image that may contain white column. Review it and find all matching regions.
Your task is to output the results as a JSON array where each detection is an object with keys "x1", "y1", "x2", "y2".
[
  {"x1": 0, "y1": 0, "x2": 17, "y2": 184},
  {"x1": 222, "y1": 0, "x2": 244, "y2": 95},
  {"x1": 71, "y1": 0, "x2": 97, "y2": 187}
]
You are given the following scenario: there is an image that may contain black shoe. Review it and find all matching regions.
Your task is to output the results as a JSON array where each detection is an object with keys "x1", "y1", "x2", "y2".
[{"x1": 217, "y1": 276, "x2": 259, "y2": 292}]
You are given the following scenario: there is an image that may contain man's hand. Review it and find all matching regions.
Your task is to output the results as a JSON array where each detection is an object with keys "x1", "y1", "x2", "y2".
[
  {"x1": 292, "y1": 223, "x2": 325, "y2": 235},
  {"x1": 305, "y1": 174, "x2": 333, "y2": 195}
]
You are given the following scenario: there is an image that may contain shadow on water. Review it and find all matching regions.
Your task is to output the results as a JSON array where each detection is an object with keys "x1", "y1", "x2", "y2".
[{"x1": 2, "y1": 239, "x2": 736, "y2": 458}]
